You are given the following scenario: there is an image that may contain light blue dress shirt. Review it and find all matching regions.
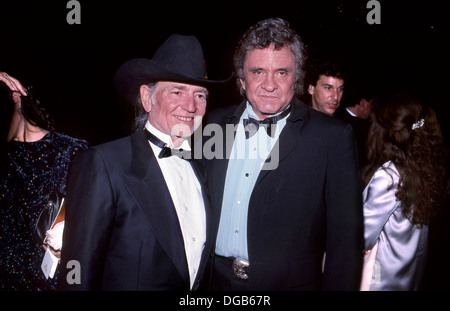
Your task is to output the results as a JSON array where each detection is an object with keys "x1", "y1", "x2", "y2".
[{"x1": 215, "y1": 102, "x2": 290, "y2": 261}]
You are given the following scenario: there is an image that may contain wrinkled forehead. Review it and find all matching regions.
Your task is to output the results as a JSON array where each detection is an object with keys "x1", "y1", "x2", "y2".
[{"x1": 244, "y1": 45, "x2": 295, "y2": 67}]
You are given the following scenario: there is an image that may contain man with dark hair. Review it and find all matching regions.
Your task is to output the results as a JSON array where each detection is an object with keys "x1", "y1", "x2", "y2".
[
  {"x1": 306, "y1": 56, "x2": 346, "y2": 116},
  {"x1": 335, "y1": 75, "x2": 375, "y2": 168},
  {"x1": 203, "y1": 18, "x2": 364, "y2": 290}
]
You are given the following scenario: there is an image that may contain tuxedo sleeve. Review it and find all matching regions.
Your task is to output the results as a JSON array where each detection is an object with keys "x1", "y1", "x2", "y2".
[
  {"x1": 323, "y1": 124, "x2": 364, "y2": 290},
  {"x1": 58, "y1": 148, "x2": 116, "y2": 290}
]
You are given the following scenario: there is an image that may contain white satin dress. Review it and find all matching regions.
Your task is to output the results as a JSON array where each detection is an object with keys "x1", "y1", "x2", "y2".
[{"x1": 363, "y1": 161, "x2": 428, "y2": 290}]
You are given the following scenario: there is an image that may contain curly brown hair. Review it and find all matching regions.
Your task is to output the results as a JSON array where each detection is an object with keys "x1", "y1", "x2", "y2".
[{"x1": 362, "y1": 92, "x2": 450, "y2": 226}]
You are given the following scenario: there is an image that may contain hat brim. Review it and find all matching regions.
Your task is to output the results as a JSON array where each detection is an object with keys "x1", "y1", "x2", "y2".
[{"x1": 114, "y1": 58, "x2": 231, "y2": 103}]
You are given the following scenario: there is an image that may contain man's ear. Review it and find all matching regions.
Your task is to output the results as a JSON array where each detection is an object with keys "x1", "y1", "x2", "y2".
[
  {"x1": 360, "y1": 98, "x2": 368, "y2": 108},
  {"x1": 307, "y1": 84, "x2": 314, "y2": 95},
  {"x1": 239, "y1": 78, "x2": 246, "y2": 91},
  {"x1": 139, "y1": 85, "x2": 152, "y2": 113}
]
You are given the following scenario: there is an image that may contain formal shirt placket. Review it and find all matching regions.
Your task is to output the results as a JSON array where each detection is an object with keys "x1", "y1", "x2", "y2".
[
  {"x1": 145, "y1": 122, "x2": 206, "y2": 289},
  {"x1": 215, "y1": 102, "x2": 289, "y2": 261}
]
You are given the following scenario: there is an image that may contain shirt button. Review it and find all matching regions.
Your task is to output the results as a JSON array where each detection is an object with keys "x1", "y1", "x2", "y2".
[
  {"x1": 234, "y1": 230, "x2": 239, "y2": 234},
  {"x1": 245, "y1": 173, "x2": 249, "y2": 177},
  {"x1": 192, "y1": 237, "x2": 196, "y2": 241},
  {"x1": 237, "y1": 200, "x2": 241, "y2": 205}
]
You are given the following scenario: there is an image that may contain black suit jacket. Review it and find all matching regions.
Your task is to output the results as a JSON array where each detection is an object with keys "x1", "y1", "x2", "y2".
[
  {"x1": 202, "y1": 98, "x2": 364, "y2": 290},
  {"x1": 335, "y1": 107, "x2": 369, "y2": 168},
  {"x1": 58, "y1": 130, "x2": 214, "y2": 290}
]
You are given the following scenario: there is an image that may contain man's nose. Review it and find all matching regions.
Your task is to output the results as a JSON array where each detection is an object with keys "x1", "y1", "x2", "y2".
[
  {"x1": 330, "y1": 89, "x2": 338, "y2": 100},
  {"x1": 262, "y1": 74, "x2": 277, "y2": 92},
  {"x1": 181, "y1": 96, "x2": 196, "y2": 112}
]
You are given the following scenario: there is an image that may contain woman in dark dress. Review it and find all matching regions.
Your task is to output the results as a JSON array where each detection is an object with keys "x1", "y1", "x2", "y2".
[{"x1": 0, "y1": 72, "x2": 88, "y2": 290}]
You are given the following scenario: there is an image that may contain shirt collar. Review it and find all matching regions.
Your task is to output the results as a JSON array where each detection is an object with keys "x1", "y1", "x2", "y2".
[
  {"x1": 144, "y1": 121, "x2": 191, "y2": 151},
  {"x1": 346, "y1": 107, "x2": 358, "y2": 117},
  {"x1": 244, "y1": 101, "x2": 291, "y2": 121}
]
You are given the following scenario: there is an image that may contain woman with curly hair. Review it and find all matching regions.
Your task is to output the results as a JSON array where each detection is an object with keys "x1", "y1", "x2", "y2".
[
  {"x1": 0, "y1": 72, "x2": 88, "y2": 290},
  {"x1": 360, "y1": 92, "x2": 449, "y2": 290}
]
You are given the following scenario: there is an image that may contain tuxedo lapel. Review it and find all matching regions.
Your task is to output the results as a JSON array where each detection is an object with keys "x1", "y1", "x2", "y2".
[
  {"x1": 211, "y1": 100, "x2": 309, "y2": 201},
  {"x1": 123, "y1": 130, "x2": 189, "y2": 285},
  {"x1": 256, "y1": 99, "x2": 310, "y2": 187},
  {"x1": 206, "y1": 103, "x2": 244, "y2": 211}
]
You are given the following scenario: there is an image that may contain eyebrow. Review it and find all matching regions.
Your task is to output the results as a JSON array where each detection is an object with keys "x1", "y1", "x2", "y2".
[
  {"x1": 248, "y1": 67, "x2": 292, "y2": 72},
  {"x1": 171, "y1": 85, "x2": 208, "y2": 93},
  {"x1": 321, "y1": 83, "x2": 345, "y2": 89}
]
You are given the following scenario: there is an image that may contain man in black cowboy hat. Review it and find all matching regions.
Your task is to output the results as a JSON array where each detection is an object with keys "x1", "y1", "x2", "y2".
[{"x1": 58, "y1": 34, "x2": 227, "y2": 290}]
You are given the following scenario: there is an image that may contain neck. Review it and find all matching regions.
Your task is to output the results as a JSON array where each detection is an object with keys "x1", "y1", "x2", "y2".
[{"x1": 10, "y1": 120, "x2": 48, "y2": 142}]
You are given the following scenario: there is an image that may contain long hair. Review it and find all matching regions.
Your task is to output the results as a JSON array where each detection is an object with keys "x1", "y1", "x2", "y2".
[
  {"x1": 19, "y1": 86, "x2": 55, "y2": 134},
  {"x1": 362, "y1": 92, "x2": 450, "y2": 225},
  {"x1": 1, "y1": 81, "x2": 55, "y2": 142},
  {"x1": 133, "y1": 82, "x2": 158, "y2": 131},
  {"x1": 233, "y1": 17, "x2": 307, "y2": 97}
]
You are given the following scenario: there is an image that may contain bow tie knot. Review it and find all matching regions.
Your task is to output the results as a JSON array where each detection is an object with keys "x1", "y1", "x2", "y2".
[
  {"x1": 144, "y1": 129, "x2": 192, "y2": 160},
  {"x1": 243, "y1": 108, "x2": 290, "y2": 139},
  {"x1": 243, "y1": 118, "x2": 275, "y2": 139}
]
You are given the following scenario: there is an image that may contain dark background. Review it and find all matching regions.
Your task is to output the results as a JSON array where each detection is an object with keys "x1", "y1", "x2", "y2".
[
  {"x1": 1, "y1": 0, "x2": 449, "y2": 291},
  {"x1": 1, "y1": 0, "x2": 449, "y2": 144}
]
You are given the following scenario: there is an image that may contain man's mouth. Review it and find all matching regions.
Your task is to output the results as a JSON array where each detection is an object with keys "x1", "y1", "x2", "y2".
[
  {"x1": 328, "y1": 102, "x2": 338, "y2": 108},
  {"x1": 175, "y1": 116, "x2": 194, "y2": 121}
]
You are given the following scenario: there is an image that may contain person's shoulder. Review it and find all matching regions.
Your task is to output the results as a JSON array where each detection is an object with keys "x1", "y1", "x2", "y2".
[
  {"x1": 380, "y1": 161, "x2": 400, "y2": 178},
  {"x1": 308, "y1": 107, "x2": 348, "y2": 130},
  {"x1": 90, "y1": 132, "x2": 135, "y2": 153},
  {"x1": 205, "y1": 104, "x2": 240, "y2": 124},
  {"x1": 49, "y1": 130, "x2": 89, "y2": 151},
  {"x1": 73, "y1": 133, "x2": 136, "y2": 167}
]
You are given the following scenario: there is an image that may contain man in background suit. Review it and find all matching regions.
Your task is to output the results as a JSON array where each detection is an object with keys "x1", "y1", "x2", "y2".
[
  {"x1": 306, "y1": 55, "x2": 346, "y2": 116},
  {"x1": 335, "y1": 75, "x2": 375, "y2": 169},
  {"x1": 58, "y1": 34, "x2": 227, "y2": 290},
  {"x1": 202, "y1": 18, "x2": 364, "y2": 290}
]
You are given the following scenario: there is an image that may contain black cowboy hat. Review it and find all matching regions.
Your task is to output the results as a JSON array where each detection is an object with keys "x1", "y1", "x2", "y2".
[{"x1": 114, "y1": 34, "x2": 230, "y2": 103}]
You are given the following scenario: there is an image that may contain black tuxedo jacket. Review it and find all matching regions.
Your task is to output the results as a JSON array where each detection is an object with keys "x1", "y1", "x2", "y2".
[
  {"x1": 58, "y1": 130, "x2": 214, "y2": 290},
  {"x1": 202, "y1": 98, "x2": 364, "y2": 290},
  {"x1": 334, "y1": 107, "x2": 370, "y2": 168}
]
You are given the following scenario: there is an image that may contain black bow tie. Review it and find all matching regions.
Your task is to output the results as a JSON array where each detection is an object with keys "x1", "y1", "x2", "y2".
[
  {"x1": 144, "y1": 129, "x2": 192, "y2": 160},
  {"x1": 243, "y1": 108, "x2": 290, "y2": 139}
]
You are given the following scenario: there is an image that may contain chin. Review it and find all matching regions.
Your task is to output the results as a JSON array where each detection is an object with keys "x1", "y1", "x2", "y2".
[{"x1": 171, "y1": 124, "x2": 194, "y2": 138}]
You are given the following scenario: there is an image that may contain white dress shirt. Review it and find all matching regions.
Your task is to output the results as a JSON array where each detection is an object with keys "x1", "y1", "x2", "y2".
[{"x1": 145, "y1": 121, "x2": 206, "y2": 289}]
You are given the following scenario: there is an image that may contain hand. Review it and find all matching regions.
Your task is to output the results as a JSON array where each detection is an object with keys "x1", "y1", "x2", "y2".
[{"x1": 0, "y1": 72, "x2": 27, "y2": 96}]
